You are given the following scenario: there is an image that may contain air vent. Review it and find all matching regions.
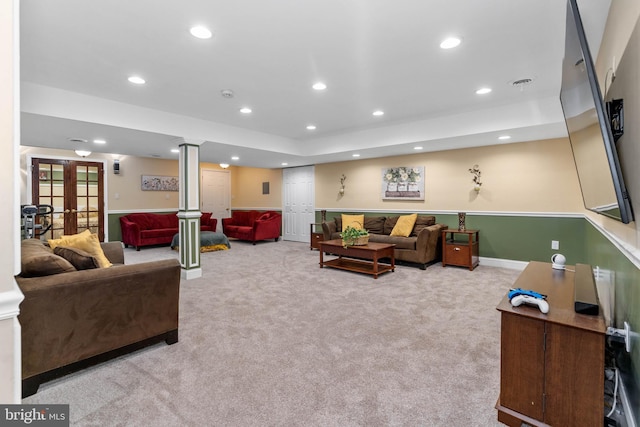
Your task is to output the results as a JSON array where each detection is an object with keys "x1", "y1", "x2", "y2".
[
  {"x1": 511, "y1": 78, "x2": 534, "y2": 92},
  {"x1": 221, "y1": 89, "x2": 234, "y2": 98},
  {"x1": 68, "y1": 138, "x2": 88, "y2": 143}
]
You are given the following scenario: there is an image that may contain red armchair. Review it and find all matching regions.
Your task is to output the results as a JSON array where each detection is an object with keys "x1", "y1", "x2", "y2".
[{"x1": 222, "y1": 210, "x2": 282, "y2": 244}]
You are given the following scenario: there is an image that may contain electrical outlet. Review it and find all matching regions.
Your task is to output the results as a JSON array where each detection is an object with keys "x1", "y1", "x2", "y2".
[{"x1": 551, "y1": 240, "x2": 559, "y2": 250}]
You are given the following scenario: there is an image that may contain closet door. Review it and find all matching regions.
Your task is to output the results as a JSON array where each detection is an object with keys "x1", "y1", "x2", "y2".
[{"x1": 32, "y1": 158, "x2": 105, "y2": 240}]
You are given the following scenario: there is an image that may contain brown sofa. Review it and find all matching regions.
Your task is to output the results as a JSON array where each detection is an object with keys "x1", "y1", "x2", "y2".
[
  {"x1": 16, "y1": 238, "x2": 181, "y2": 397},
  {"x1": 120, "y1": 211, "x2": 218, "y2": 250},
  {"x1": 322, "y1": 214, "x2": 447, "y2": 269}
]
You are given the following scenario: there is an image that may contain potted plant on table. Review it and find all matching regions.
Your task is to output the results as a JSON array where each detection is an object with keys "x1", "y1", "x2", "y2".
[{"x1": 340, "y1": 225, "x2": 369, "y2": 248}]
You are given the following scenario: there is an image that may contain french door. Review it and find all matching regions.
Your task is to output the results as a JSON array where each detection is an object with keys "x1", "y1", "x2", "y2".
[{"x1": 31, "y1": 158, "x2": 105, "y2": 240}]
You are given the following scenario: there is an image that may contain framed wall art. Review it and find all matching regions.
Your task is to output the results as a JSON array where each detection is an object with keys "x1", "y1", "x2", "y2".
[
  {"x1": 381, "y1": 166, "x2": 424, "y2": 200},
  {"x1": 141, "y1": 175, "x2": 179, "y2": 191}
]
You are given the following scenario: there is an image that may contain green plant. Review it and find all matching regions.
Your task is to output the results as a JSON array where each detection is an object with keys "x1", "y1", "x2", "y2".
[{"x1": 340, "y1": 225, "x2": 369, "y2": 247}]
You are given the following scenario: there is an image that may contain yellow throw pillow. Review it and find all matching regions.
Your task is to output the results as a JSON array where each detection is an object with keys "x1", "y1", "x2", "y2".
[
  {"x1": 48, "y1": 230, "x2": 112, "y2": 268},
  {"x1": 390, "y1": 213, "x2": 418, "y2": 237},
  {"x1": 342, "y1": 214, "x2": 364, "y2": 230}
]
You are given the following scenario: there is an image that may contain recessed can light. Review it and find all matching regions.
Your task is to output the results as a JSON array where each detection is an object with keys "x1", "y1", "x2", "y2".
[
  {"x1": 171, "y1": 148, "x2": 179, "y2": 153},
  {"x1": 239, "y1": 107, "x2": 252, "y2": 114},
  {"x1": 440, "y1": 37, "x2": 461, "y2": 49},
  {"x1": 306, "y1": 125, "x2": 317, "y2": 130},
  {"x1": 498, "y1": 135, "x2": 511, "y2": 140},
  {"x1": 190, "y1": 26, "x2": 212, "y2": 39},
  {"x1": 352, "y1": 154, "x2": 360, "y2": 158},
  {"x1": 414, "y1": 146, "x2": 423, "y2": 150},
  {"x1": 312, "y1": 82, "x2": 327, "y2": 91},
  {"x1": 475, "y1": 87, "x2": 492, "y2": 95},
  {"x1": 93, "y1": 139, "x2": 106, "y2": 144},
  {"x1": 231, "y1": 156, "x2": 239, "y2": 160},
  {"x1": 281, "y1": 162, "x2": 288, "y2": 166},
  {"x1": 372, "y1": 110, "x2": 384, "y2": 116},
  {"x1": 128, "y1": 76, "x2": 146, "y2": 85}
]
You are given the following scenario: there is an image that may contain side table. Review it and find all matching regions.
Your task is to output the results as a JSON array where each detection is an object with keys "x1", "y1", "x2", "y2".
[
  {"x1": 442, "y1": 229, "x2": 479, "y2": 270},
  {"x1": 310, "y1": 223, "x2": 324, "y2": 250}
]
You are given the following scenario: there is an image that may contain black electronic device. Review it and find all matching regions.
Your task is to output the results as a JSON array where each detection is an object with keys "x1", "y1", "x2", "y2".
[
  {"x1": 574, "y1": 263, "x2": 600, "y2": 316},
  {"x1": 114, "y1": 159, "x2": 120, "y2": 174},
  {"x1": 559, "y1": 0, "x2": 633, "y2": 224}
]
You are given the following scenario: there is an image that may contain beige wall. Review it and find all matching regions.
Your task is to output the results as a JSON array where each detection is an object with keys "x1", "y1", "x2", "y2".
[
  {"x1": 231, "y1": 166, "x2": 282, "y2": 209},
  {"x1": 316, "y1": 138, "x2": 584, "y2": 213}
]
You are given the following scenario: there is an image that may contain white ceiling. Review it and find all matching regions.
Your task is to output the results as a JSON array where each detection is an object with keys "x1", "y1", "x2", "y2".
[{"x1": 19, "y1": 0, "x2": 611, "y2": 168}]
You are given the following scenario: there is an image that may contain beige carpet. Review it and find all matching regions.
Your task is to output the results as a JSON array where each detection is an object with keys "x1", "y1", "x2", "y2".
[{"x1": 24, "y1": 240, "x2": 521, "y2": 426}]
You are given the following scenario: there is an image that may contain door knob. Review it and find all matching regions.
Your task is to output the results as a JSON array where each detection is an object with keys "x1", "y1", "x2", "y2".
[{"x1": 64, "y1": 209, "x2": 70, "y2": 213}]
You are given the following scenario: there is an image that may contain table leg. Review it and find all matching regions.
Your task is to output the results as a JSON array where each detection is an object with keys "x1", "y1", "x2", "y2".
[{"x1": 319, "y1": 247, "x2": 324, "y2": 268}]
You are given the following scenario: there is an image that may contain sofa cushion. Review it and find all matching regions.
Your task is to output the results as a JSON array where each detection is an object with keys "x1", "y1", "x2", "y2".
[
  {"x1": 20, "y1": 239, "x2": 76, "y2": 277},
  {"x1": 411, "y1": 215, "x2": 437, "y2": 236},
  {"x1": 54, "y1": 246, "x2": 100, "y2": 270},
  {"x1": 383, "y1": 216, "x2": 400, "y2": 235},
  {"x1": 149, "y1": 213, "x2": 178, "y2": 229},
  {"x1": 342, "y1": 214, "x2": 364, "y2": 230},
  {"x1": 48, "y1": 230, "x2": 112, "y2": 268},
  {"x1": 363, "y1": 216, "x2": 386, "y2": 234},
  {"x1": 368, "y1": 234, "x2": 417, "y2": 250},
  {"x1": 125, "y1": 213, "x2": 154, "y2": 230}
]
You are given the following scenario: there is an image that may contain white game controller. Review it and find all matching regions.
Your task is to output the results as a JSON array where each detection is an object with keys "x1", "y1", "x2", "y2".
[{"x1": 510, "y1": 295, "x2": 549, "y2": 314}]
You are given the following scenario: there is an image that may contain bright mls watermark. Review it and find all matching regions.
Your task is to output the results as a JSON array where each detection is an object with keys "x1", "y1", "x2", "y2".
[{"x1": 1, "y1": 405, "x2": 69, "y2": 426}]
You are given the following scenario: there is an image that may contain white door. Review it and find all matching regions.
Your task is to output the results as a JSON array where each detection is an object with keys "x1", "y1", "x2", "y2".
[
  {"x1": 201, "y1": 169, "x2": 230, "y2": 232},
  {"x1": 283, "y1": 166, "x2": 315, "y2": 243}
]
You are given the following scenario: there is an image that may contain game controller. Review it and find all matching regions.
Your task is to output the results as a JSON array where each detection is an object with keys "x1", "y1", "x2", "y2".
[
  {"x1": 510, "y1": 295, "x2": 549, "y2": 314},
  {"x1": 508, "y1": 288, "x2": 546, "y2": 300}
]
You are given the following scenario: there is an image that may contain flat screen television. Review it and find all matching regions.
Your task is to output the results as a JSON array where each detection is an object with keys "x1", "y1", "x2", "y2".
[{"x1": 560, "y1": 0, "x2": 633, "y2": 223}]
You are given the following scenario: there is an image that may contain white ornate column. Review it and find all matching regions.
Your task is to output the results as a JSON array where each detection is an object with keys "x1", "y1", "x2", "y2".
[{"x1": 177, "y1": 139, "x2": 204, "y2": 279}]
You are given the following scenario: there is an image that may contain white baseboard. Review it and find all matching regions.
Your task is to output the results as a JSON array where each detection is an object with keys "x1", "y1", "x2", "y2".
[
  {"x1": 619, "y1": 374, "x2": 637, "y2": 427},
  {"x1": 479, "y1": 257, "x2": 528, "y2": 271}
]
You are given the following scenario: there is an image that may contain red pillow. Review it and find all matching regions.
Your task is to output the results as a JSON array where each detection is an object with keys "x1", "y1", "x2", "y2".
[{"x1": 201, "y1": 212, "x2": 212, "y2": 223}]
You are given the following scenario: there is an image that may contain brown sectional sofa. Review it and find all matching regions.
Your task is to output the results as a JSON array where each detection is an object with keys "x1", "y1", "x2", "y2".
[
  {"x1": 16, "y1": 238, "x2": 181, "y2": 397},
  {"x1": 322, "y1": 214, "x2": 447, "y2": 269}
]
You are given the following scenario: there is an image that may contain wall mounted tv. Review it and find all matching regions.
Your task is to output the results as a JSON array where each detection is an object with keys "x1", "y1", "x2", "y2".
[{"x1": 559, "y1": 0, "x2": 633, "y2": 223}]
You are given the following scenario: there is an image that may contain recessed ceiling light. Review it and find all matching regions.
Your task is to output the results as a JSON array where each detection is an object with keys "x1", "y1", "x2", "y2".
[
  {"x1": 312, "y1": 82, "x2": 327, "y2": 91},
  {"x1": 498, "y1": 135, "x2": 511, "y2": 140},
  {"x1": 372, "y1": 110, "x2": 384, "y2": 116},
  {"x1": 239, "y1": 107, "x2": 252, "y2": 114},
  {"x1": 440, "y1": 37, "x2": 461, "y2": 49},
  {"x1": 231, "y1": 156, "x2": 239, "y2": 160},
  {"x1": 190, "y1": 26, "x2": 212, "y2": 39},
  {"x1": 352, "y1": 154, "x2": 360, "y2": 158},
  {"x1": 414, "y1": 146, "x2": 423, "y2": 150},
  {"x1": 306, "y1": 125, "x2": 317, "y2": 130},
  {"x1": 93, "y1": 139, "x2": 106, "y2": 144},
  {"x1": 128, "y1": 76, "x2": 146, "y2": 85},
  {"x1": 281, "y1": 162, "x2": 288, "y2": 166},
  {"x1": 476, "y1": 87, "x2": 492, "y2": 95},
  {"x1": 171, "y1": 148, "x2": 179, "y2": 153}
]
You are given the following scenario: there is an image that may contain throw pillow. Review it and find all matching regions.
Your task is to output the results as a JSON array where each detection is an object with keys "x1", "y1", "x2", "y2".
[
  {"x1": 49, "y1": 230, "x2": 112, "y2": 268},
  {"x1": 341, "y1": 214, "x2": 364, "y2": 230},
  {"x1": 20, "y1": 239, "x2": 77, "y2": 277},
  {"x1": 201, "y1": 212, "x2": 212, "y2": 223},
  {"x1": 390, "y1": 213, "x2": 418, "y2": 237},
  {"x1": 54, "y1": 246, "x2": 100, "y2": 270}
]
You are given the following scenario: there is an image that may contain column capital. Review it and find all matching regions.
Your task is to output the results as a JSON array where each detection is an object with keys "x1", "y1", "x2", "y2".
[{"x1": 171, "y1": 137, "x2": 205, "y2": 146}]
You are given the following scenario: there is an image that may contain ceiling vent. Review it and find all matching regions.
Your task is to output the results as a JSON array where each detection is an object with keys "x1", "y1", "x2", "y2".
[
  {"x1": 68, "y1": 138, "x2": 88, "y2": 143},
  {"x1": 512, "y1": 78, "x2": 534, "y2": 91},
  {"x1": 221, "y1": 89, "x2": 234, "y2": 98}
]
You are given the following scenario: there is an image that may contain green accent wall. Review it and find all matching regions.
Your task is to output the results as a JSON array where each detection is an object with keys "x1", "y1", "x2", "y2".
[{"x1": 317, "y1": 211, "x2": 586, "y2": 263}]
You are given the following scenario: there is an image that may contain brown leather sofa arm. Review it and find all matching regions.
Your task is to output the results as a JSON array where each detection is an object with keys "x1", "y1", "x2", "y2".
[
  {"x1": 321, "y1": 221, "x2": 336, "y2": 241},
  {"x1": 415, "y1": 223, "x2": 448, "y2": 263},
  {"x1": 101, "y1": 241, "x2": 125, "y2": 264}
]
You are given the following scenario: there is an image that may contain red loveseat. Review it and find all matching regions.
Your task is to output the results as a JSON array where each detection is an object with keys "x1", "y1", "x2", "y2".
[
  {"x1": 120, "y1": 212, "x2": 217, "y2": 250},
  {"x1": 222, "y1": 210, "x2": 282, "y2": 244}
]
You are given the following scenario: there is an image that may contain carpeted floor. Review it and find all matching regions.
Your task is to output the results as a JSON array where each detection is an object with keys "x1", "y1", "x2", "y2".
[{"x1": 24, "y1": 239, "x2": 521, "y2": 426}]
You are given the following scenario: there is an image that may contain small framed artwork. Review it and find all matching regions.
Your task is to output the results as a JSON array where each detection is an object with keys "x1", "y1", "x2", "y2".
[
  {"x1": 141, "y1": 175, "x2": 179, "y2": 191},
  {"x1": 381, "y1": 166, "x2": 425, "y2": 200}
]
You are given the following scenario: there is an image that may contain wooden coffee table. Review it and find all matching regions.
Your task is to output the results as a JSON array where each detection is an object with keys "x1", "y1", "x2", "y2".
[{"x1": 319, "y1": 239, "x2": 395, "y2": 279}]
